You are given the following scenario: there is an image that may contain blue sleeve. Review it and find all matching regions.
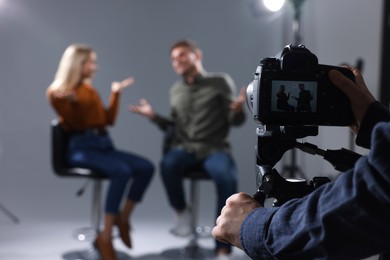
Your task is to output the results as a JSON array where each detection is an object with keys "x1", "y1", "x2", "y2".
[
  {"x1": 240, "y1": 122, "x2": 390, "y2": 259},
  {"x1": 356, "y1": 101, "x2": 390, "y2": 149}
]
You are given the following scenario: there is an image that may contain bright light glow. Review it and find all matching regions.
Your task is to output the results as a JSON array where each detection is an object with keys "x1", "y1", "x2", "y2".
[
  {"x1": 77, "y1": 234, "x2": 86, "y2": 241},
  {"x1": 263, "y1": 0, "x2": 286, "y2": 12}
]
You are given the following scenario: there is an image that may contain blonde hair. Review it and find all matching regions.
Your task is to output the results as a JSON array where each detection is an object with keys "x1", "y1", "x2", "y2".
[{"x1": 49, "y1": 43, "x2": 94, "y2": 92}]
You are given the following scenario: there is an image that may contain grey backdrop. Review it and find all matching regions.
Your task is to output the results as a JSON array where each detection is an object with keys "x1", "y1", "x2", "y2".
[{"x1": 0, "y1": 0, "x2": 383, "y2": 225}]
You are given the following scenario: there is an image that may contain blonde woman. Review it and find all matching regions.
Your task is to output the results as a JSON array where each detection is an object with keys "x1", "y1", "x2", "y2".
[{"x1": 47, "y1": 44, "x2": 154, "y2": 260}]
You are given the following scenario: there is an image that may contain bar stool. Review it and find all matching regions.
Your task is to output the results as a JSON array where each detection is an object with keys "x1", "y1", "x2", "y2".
[
  {"x1": 160, "y1": 124, "x2": 214, "y2": 259},
  {"x1": 162, "y1": 168, "x2": 215, "y2": 259},
  {"x1": 50, "y1": 119, "x2": 129, "y2": 260}
]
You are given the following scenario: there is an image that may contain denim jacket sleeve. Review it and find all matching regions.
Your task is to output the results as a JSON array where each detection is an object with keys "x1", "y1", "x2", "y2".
[
  {"x1": 241, "y1": 121, "x2": 390, "y2": 259},
  {"x1": 356, "y1": 101, "x2": 390, "y2": 149}
]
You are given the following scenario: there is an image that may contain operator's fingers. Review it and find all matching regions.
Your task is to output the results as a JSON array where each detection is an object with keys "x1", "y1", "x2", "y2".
[
  {"x1": 329, "y1": 69, "x2": 375, "y2": 125},
  {"x1": 329, "y1": 68, "x2": 374, "y2": 101},
  {"x1": 328, "y1": 69, "x2": 357, "y2": 98},
  {"x1": 350, "y1": 68, "x2": 365, "y2": 88},
  {"x1": 211, "y1": 226, "x2": 231, "y2": 245},
  {"x1": 351, "y1": 68, "x2": 375, "y2": 100}
]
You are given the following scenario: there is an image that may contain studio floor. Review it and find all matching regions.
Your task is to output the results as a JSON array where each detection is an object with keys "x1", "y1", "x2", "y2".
[
  {"x1": 0, "y1": 214, "x2": 251, "y2": 260},
  {"x1": 0, "y1": 205, "x2": 380, "y2": 260}
]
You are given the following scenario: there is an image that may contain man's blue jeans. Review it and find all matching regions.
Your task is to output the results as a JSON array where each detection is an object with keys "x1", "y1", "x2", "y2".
[{"x1": 160, "y1": 147, "x2": 237, "y2": 252}]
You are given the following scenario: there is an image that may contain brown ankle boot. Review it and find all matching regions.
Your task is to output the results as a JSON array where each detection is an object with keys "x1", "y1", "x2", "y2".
[
  {"x1": 94, "y1": 232, "x2": 117, "y2": 260},
  {"x1": 116, "y1": 217, "x2": 132, "y2": 248}
]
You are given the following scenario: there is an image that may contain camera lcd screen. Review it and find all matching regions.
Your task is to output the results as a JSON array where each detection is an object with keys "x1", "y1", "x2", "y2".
[{"x1": 271, "y1": 80, "x2": 318, "y2": 113}]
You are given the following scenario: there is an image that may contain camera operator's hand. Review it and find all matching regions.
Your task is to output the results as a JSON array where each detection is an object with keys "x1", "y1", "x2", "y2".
[
  {"x1": 212, "y1": 192, "x2": 261, "y2": 249},
  {"x1": 111, "y1": 77, "x2": 135, "y2": 93},
  {"x1": 329, "y1": 68, "x2": 375, "y2": 132},
  {"x1": 128, "y1": 98, "x2": 156, "y2": 120}
]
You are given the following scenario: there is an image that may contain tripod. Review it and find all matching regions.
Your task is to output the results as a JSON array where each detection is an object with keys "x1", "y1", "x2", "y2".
[
  {"x1": 253, "y1": 125, "x2": 362, "y2": 206},
  {"x1": 280, "y1": 146, "x2": 306, "y2": 179},
  {"x1": 0, "y1": 201, "x2": 19, "y2": 223}
]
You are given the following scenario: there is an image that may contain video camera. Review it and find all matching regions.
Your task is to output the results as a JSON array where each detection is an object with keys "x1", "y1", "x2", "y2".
[
  {"x1": 246, "y1": 44, "x2": 355, "y2": 126},
  {"x1": 247, "y1": 45, "x2": 362, "y2": 206}
]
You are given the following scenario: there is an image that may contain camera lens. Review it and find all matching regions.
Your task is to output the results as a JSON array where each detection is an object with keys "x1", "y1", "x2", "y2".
[{"x1": 246, "y1": 81, "x2": 254, "y2": 113}]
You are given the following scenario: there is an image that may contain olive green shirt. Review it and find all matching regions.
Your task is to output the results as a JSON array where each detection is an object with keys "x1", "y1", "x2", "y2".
[{"x1": 154, "y1": 72, "x2": 246, "y2": 159}]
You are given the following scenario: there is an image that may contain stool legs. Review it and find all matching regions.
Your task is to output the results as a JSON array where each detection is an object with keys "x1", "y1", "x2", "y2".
[
  {"x1": 63, "y1": 179, "x2": 102, "y2": 260},
  {"x1": 91, "y1": 180, "x2": 102, "y2": 234},
  {"x1": 162, "y1": 179, "x2": 214, "y2": 259},
  {"x1": 63, "y1": 179, "x2": 130, "y2": 260}
]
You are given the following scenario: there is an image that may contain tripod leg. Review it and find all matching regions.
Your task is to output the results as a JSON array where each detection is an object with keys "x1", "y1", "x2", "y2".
[
  {"x1": 281, "y1": 150, "x2": 306, "y2": 179},
  {"x1": 0, "y1": 202, "x2": 19, "y2": 223}
]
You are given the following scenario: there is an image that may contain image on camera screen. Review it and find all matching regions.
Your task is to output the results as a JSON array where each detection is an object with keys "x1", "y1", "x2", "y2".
[{"x1": 271, "y1": 80, "x2": 318, "y2": 113}]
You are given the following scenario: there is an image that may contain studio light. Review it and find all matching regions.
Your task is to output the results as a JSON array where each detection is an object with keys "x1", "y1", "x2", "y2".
[
  {"x1": 263, "y1": 0, "x2": 286, "y2": 12},
  {"x1": 263, "y1": 0, "x2": 306, "y2": 44},
  {"x1": 0, "y1": 0, "x2": 7, "y2": 8}
]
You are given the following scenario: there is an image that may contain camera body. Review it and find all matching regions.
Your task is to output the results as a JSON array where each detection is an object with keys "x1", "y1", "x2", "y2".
[{"x1": 247, "y1": 44, "x2": 355, "y2": 126}]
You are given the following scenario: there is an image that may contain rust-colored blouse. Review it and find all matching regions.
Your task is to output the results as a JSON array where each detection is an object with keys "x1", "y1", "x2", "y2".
[{"x1": 47, "y1": 83, "x2": 120, "y2": 131}]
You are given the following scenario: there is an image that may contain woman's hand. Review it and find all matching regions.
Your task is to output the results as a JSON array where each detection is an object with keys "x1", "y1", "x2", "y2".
[{"x1": 111, "y1": 77, "x2": 135, "y2": 93}]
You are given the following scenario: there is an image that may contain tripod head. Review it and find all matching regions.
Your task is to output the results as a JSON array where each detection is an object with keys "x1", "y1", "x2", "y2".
[
  {"x1": 254, "y1": 124, "x2": 362, "y2": 206},
  {"x1": 255, "y1": 124, "x2": 318, "y2": 167}
]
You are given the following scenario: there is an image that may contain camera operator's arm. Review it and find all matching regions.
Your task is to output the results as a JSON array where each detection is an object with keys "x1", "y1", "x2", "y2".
[
  {"x1": 329, "y1": 69, "x2": 389, "y2": 148},
  {"x1": 355, "y1": 101, "x2": 390, "y2": 148},
  {"x1": 215, "y1": 121, "x2": 390, "y2": 259},
  {"x1": 216, "y1": 70, "x2": 390, "y2": 260}
]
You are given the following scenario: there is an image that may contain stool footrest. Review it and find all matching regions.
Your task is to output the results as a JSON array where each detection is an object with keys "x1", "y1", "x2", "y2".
[
  {"x1": 72, "y1": 227, "x2": 99, "y2": 242},
  {"x1": 194, "y1": 225, "x2": 212, "y2": 238}
]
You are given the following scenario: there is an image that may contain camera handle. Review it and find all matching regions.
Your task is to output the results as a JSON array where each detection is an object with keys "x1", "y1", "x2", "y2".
[
  {"x1": 295, "y1": 141, "x2": 362, "y2": 172},
  {"x1": 253, "y1": 127, "x2": 362, "y2": 206}
]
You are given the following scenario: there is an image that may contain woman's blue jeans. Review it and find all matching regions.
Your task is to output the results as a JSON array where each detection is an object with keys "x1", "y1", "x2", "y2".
[
  {"x1": 67, "y1": 132, "x2": 154, "y2": 215},
  {"x1": 160, "y1": 147, "x2": 237, "y2": 252}
]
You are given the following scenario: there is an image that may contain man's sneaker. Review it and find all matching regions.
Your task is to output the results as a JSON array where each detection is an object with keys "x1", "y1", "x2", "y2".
[
  {"x1": 214, "y1": 248, "x2": 232, "y2": 260},
  {"x1": 170, "y1": 208, "x2": 191, "y2": 237},
  {"x1": 214, "y1": 255, "x2": 232, "y2": 260}
]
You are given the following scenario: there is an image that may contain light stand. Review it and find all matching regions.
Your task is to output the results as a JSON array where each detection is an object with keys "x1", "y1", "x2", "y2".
[
  {"x1": 0, "y1": 201, "x2": 19, "y2": 223},
  {"x1": 291, "y1": 0, "x2": 305, "y2": 45},
  {"x1": 280, "y1": 0, "x2": 307, "y2": 179}
]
